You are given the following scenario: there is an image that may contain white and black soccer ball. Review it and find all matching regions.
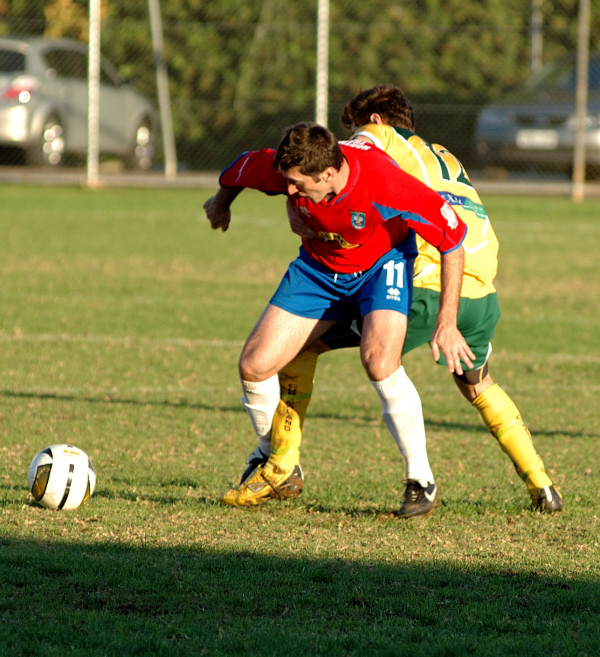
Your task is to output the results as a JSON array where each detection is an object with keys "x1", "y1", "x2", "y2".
[{"x1": 27, "y1": 444, "x2": 96, "y2": 510}]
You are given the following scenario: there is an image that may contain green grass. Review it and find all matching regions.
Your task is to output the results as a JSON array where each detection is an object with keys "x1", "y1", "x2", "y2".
[{"x1": 1, "y1": 185, "x2": 599, "y2": 656}]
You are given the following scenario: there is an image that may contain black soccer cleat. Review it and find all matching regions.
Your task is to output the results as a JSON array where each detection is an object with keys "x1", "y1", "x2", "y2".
[
  {"x1": 239, "y1": 447, "x2": 269, "y2": 484},
  {"x1": 531, "y1": 485, "x2": 563, "y2": 512},
  {"x1": 395, "y1": 479, "x2": 440, "y2": 518}
]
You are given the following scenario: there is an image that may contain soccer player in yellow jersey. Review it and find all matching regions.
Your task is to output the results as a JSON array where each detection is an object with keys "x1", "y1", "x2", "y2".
[{"x1": 221, "y1": 84, "x2": 562, "y2": 515}]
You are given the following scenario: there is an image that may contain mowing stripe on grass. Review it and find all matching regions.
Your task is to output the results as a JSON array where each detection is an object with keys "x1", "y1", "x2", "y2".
[
  {"x1": 0, "y1": 331, "x2": 243, "y2": 348},
  {"x1": 1, "y1": 331, "x2": 598, "y2": 365}
]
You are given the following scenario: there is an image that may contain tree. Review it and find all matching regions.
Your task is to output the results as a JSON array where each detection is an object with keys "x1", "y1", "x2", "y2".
[{"x1": 0, "y1": 0, "x2": 597, "y2": 169}]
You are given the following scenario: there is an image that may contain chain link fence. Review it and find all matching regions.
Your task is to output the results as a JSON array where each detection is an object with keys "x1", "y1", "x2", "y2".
[{"x1": 0, "y1": 0, "x2": 598, "y2": 178}]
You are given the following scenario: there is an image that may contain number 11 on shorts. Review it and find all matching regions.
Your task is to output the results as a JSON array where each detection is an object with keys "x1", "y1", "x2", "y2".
[{"x1": 383, "y1": 260, "x2": 404, "y2": 287}]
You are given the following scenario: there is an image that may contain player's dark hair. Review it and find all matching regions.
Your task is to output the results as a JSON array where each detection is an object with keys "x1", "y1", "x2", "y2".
[
  {"x1": 274, "y1": 122, "x2": 344, "y2": 180},
  {"x1": 341, "y1": 84, "x2": 416, "y2": 132}
]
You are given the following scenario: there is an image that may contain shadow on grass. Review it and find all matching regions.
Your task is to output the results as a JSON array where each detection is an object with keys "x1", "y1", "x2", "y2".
[
  {"x1": 3, "y1": 388, "x2": 596, "y2": 439},
  {"x1": 1, "y1": 538, "x2": 599, "y2": 657}
]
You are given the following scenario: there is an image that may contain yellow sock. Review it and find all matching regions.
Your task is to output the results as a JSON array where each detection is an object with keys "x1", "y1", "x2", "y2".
[
  {"x1": 278, "y1": 351, "x2": 318, "y2": 427},
  {"x1": 265, "y1": 351, "x2": 318, "y2": 473},
  {"x1": 265, "y1": 400, "x2": 302, "y2": 472},
  {"x1": 472, "y1": 384, "x2": 553, "y2": 492}
]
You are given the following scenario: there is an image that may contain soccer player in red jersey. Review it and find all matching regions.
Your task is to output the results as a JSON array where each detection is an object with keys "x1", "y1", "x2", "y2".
[{"x1": 205, "y1": 122, "x2": 473, "y2": 517}]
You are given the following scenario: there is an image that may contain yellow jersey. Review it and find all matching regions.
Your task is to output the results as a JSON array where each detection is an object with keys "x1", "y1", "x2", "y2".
[{"x1": 355, "y1": 124, "x2": 498, "y2": 298}]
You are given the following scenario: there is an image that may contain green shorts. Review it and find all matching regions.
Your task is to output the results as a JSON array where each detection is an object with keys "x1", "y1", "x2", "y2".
[
  {"x1": 404, "y1": 287, "x2": 500, "y2": 370},
  {"x1": 320, "y1": 287, "x2": 500, "y2": 372}
]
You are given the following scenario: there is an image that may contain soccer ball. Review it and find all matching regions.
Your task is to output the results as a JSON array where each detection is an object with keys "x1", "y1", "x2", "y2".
[{"x1": 27, "y1": 444, "x2": 96, "y2": 510}]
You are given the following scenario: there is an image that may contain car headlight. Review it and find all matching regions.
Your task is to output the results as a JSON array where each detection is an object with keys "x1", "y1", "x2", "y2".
[{"x1": 565, "y1": 113, "x2": 600, "y2": 129}]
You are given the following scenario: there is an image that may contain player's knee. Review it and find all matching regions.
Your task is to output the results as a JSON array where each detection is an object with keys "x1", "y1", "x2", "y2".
[
  {"x1": 454, "y1": 362, "x2": 488, "y2": 386},
  {"x1": 238, "y1": 350, "x2": 275, "y2": 382},
  {"x1": 361, "y1": 351, "x2": 399, "y2": 381},
  {"x1": 453, "y1": 365, "x2": 494, "y2": 401}
]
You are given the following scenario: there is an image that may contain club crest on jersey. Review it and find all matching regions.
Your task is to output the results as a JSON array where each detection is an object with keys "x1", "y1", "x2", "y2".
[
  {"x1": 350, "y1": 211, "x2": 366, "y2": 229},
  {"x1": 441, "y1": 202, "x2": 458, "y2": 229}
]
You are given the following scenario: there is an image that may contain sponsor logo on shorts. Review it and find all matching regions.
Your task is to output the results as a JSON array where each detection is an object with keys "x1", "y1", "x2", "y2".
[{"x1": 386, "y1": 287, "x2": 401, "y2": 301}]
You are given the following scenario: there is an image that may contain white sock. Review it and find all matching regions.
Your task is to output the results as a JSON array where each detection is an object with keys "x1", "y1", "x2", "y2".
[
  {"x1": 240, "y1": 374, "x2": 280, "y2": 455},
  {"x1": 370, "y1": 366, "x2": 434, "y2": 484}
]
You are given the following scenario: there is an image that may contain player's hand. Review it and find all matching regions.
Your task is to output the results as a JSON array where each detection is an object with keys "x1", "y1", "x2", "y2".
[
  {"x1": 203, "y1": 195, "x2": 232, "y2": 232},
  {"x1": 430, "y1": 320, "x2": 475, "y2": 375},
  {"x1": 287, "y1": 199, "x2": 316, "y2": 239}
]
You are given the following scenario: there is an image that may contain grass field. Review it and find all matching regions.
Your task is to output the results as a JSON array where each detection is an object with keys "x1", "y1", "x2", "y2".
[{"x1": 1, "y1": 184, "x2": 599, "y2": 656}]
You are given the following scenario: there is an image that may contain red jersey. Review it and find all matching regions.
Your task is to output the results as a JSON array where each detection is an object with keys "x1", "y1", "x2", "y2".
[{"x1": 219, "y1": 140, "x2": 466, "y2": 274}]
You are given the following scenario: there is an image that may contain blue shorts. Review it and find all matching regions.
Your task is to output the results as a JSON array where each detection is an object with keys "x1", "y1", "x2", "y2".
[{"x1": 269, "y1": 237, "x2": 417, "y2": 321}]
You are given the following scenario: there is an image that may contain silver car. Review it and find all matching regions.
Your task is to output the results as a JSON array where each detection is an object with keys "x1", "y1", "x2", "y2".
[
  {"x1": 0, "y1": 36, "x2": 156, "y2": 169},
  {"x1": 476, "y1": 53, "x2": 600, "y2": 178}
]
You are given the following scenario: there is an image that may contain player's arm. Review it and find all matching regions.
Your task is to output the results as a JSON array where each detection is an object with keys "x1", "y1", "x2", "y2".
[
  {"x1": 287, "y1": 199, "x2": 317, "y2": 239},
  {"x1": 381, "y1": 166, "x2": 473, "y2": 372},
  {"x1": 203, "y1": 186, "x2": 243, "y2": 232},
  {"x1": 204, "y1": 148, "x2": 287, "y2": 232},
  {"x1": 430, "y1": 245, "x2": 475, "y2": 374}
]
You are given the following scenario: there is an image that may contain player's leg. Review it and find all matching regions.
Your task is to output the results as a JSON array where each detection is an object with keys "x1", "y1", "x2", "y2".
[
  {"x1": 362, "y1": 309, "x2": 438, "y2": 517},
  {"x1": 270, "y1": 320, "x2": 364, "y2": 471},
  {"x1": 222, "y1": 253, "x2": 341, "y2": 507},
  {"x1": 238, "y1": 373, "x2": 279, "y2": 477},
  {"x1": 270, "y1": 348, "x2": 319, "y2": 464},
  {"x1": 235, "y1": 303, "x2": 323, "y2": 471},
  {"x1": 238, "y1": 341, "x2": 329, "y2": 487},
  {"x1": 454, "y1": 368, "x2": 562, "y2": 512},
  {"x1": 236, "y1": 250, "x2": 339, "y2": 468},
  {"x1": 359, "y1": 244, "x2": 439, "y2": 518},
  {"x1": 237, "y1": 320, "x2": 362, "y2": 497},
  {"x1": 233, "y1": 349, "x2": 319, "y2": 488},
  {"x1": 239, "y1": 303, "x2": 331, "y2": 383},
  {"x1": 238, "y1": 348, "x2": 320, "y2": 485},
  {"x1": 225, "y1": 347, "x2": 322, "y2": 508},
  {"x1": 222, "y1": 307, "x2": 332, "y2": 507},
  {"x1": 447, "y1": 291, "x2": 562, "y2": 512}
]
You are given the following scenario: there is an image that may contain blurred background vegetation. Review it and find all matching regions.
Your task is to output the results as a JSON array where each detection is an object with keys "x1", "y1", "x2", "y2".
[{"x1": 1, "y1": 0, "x2": 598, "y2": 170}]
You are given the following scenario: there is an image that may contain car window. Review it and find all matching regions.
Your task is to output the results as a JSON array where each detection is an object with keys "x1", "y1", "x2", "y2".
[
  {"x1": 0, "y1": 49, "x2": 25, "y2": 73},
  {"x1": 589, "y1": 60, "x2": 600, "y2": 90},
  {"x1": 44, "y1": 48, "x2": 88, "y2": 80},
  {"x1": 526, "y1": 56, "x2": 600, "y2": 92},
  {"x1": 560, "y1": 59, "x2": 600, "y2": 91},
  {"x1": 41, "y1": 46, "x2": 121, "y2": 87},
  {"x1": 100, "y1": 62, "x2": 120, "y2": 87}
]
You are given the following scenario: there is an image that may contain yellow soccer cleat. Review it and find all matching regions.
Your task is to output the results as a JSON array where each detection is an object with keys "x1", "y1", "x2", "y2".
[{"x1": 220, "y1": 463, "x2": 304, "y2": 507}]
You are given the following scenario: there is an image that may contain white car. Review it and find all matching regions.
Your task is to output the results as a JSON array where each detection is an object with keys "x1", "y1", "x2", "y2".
[
  {"x1": 476, "y1": 52, "x2": 600, "y2": 178},
  {"x1": 0, "y1": 36, "x2": 156, "y2": 169}
]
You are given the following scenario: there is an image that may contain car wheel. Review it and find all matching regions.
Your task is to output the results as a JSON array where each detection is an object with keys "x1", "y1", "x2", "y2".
[
  {"x1": 568, "y1": 164, "x2": 600, "y2": 181},
  {"x1": 125, "y1": 119, "x2": 154, "y2": 170},
  {"x1": 585, "y1": 164, "x2": 600, "y2": 181},
  {"x1": 27, "y1": 114, "x2": 65, "y2": 167}
]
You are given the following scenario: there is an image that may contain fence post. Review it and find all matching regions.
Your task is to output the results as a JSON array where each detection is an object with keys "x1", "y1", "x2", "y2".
[
  {"x1": 315, "y1": 0, "x2": 329, "y2": 127},
  {"x1": 86, "y1": 0, "x2": 101, "y2": 188},
  {"x1": 572, "y1": 0, "x2": 590, "y2": 202},
  {"x1": 148, "y1": 0, "x2": 178, "y2": 179}
]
